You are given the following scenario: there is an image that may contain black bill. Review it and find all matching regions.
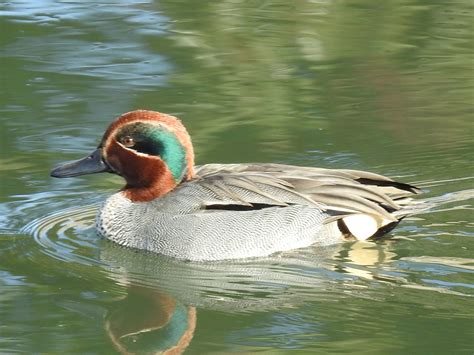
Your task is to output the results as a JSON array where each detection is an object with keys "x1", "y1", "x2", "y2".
[{"x1": 50, "y1": 148, "x2": 111, "y2": 178}]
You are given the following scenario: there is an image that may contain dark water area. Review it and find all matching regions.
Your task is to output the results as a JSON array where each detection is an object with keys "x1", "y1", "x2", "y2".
[{"x1": 1, "y1": 1, "x2": 473, "y2": 353}]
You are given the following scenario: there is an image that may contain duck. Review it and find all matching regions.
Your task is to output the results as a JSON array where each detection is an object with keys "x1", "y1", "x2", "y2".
[{"x1": 51, "y1": 110, "x2": 421, "y2": 261}]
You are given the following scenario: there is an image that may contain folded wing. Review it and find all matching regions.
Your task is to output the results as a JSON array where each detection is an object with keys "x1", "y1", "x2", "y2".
[{"x1": 190, "y1": 163, "x2": 421, "y2": 240}]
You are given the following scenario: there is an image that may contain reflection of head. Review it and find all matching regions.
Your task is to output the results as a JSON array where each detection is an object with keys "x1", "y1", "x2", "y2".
[{"x1": 105, "y1": 285, "x2": 196, "y2": 354}]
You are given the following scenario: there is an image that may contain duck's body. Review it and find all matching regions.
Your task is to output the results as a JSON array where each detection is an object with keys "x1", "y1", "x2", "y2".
[{"x1": 51, "y1": 110, "x2": 421, "y2": 261}]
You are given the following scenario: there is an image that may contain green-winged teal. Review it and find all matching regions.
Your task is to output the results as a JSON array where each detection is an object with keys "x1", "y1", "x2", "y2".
[{"x1": 51, "y1": 110, "x2": 421, "y2": 261}]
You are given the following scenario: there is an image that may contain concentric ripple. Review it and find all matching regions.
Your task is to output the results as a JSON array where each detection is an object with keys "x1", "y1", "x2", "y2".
[{"x1": 22, "y1": 203, "x2": 104, "y2": 266}]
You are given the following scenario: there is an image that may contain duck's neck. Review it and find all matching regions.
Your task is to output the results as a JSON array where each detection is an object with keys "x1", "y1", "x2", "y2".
[
  {"x1": 123, "y1": 177, "x2": 175, "y2": 203},
  {"x1": 121, "y1": 158, "x2": 193, "y2": 203}
]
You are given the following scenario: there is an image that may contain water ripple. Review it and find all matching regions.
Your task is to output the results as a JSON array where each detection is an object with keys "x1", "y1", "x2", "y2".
[{"x1": 22, "y1": 204, "x2": 102, "y2": 266}]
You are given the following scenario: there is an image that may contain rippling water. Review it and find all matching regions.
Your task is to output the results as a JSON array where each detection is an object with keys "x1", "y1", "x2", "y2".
[{"x1": 1, "y1": 1, "x2": 473, "y2": 353}]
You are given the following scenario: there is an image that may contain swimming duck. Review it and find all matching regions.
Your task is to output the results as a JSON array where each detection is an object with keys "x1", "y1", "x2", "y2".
[{"x1": 51, "y1": 110, "x2": 421, "y2": 261}]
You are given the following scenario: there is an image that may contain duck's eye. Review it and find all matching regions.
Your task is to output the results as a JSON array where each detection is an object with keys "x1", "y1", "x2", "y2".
[{"x1": 120, "y1": 136, "x2": 135, "y2": 148}]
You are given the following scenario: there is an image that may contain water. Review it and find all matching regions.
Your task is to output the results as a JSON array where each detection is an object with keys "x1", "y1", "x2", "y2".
[{"x1": 1, "y1": 1, "x2": 473, "y2": 353}]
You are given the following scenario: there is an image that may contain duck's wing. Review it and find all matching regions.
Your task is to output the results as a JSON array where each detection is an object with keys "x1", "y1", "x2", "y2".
[
  {"x1": 189, "y1": 163, "x2": 421, "y2": 240},
  {"x1": 195, "y1": 163, "x2": 420, "y2": 208}
]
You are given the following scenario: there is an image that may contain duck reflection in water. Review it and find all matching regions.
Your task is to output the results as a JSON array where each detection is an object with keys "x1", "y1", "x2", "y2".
[
  {"x1": 105, "y1": 285, "x2": 196, "y2": 354},
  {"x1": 100, "y1": 238, "x2": 403, "y2": 353}
]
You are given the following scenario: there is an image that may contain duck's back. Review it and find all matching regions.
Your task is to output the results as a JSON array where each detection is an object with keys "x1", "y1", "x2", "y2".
[{"x1": 97, "y1": 163, "x2": 420, "y2": 260}]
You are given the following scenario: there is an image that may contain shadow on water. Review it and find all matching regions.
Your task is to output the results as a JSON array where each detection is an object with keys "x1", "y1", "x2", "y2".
[{"x1": 19, "y1": 179, "x2": 473, "y2": 352}]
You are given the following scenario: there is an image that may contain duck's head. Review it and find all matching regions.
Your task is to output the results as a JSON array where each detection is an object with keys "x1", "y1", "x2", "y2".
[{"x1": 51, "y1": 110, "x2": 195, "y2": 202}]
